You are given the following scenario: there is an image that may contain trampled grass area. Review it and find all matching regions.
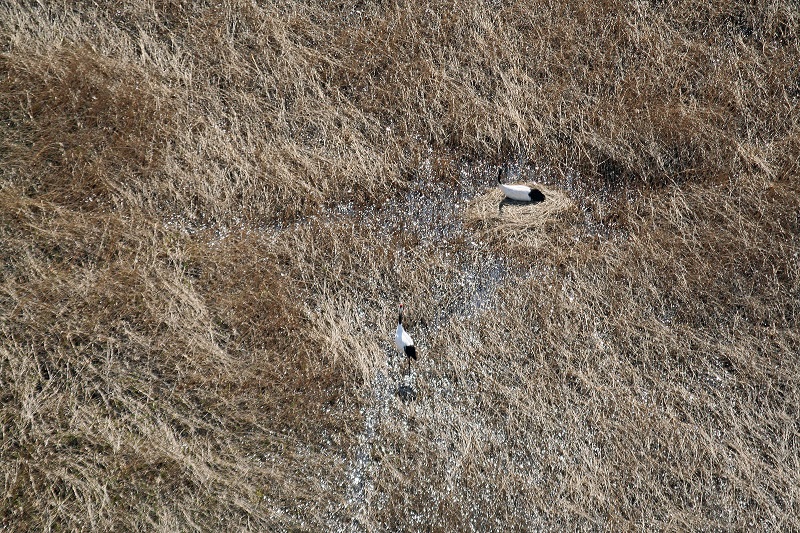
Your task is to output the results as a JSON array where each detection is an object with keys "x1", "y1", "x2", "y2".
[{"x1": 1, "y1": 1, "x2": 799, "y2": 530}]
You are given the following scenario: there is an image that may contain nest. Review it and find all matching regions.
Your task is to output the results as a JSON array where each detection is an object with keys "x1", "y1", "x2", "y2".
[{"x1": 464, "y1": 184, "x2": 580, "y2": 252}]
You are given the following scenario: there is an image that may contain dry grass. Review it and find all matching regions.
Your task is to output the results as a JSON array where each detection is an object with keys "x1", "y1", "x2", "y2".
[{"x1": 2, "y1": 0, "x2": 799, "y2": 530}]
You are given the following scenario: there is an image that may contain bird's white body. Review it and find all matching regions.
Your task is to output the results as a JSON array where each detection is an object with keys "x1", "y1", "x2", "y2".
[
  {"x1": 395, "y1": 305, "x2": 417, "y2": 368},
  {"x1": 499, "y1": 182, "x2": 536, "y2": 202},
  {"x1": 496, "y1": 166, "x2": 545, "y2": 203},
  {"x1": 395, "y1": 323, "x2": 413, "y2": 353}
]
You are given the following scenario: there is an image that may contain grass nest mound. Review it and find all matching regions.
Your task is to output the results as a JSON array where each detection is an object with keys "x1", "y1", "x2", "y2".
[{"x1": 464, "y1": 183, "x2": 580, "y2": 252}]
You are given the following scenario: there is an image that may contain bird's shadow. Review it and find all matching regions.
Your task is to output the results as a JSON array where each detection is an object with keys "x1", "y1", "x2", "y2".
[
  {"x1": 498, "y1": 196, "x2": 545, "y2": 213},
  {"x1": 387, "y1": 347, "x2": 417, "y2": 402},
  {"x1": 398, "y1": 384, "x2": 416, "y2": 403}
]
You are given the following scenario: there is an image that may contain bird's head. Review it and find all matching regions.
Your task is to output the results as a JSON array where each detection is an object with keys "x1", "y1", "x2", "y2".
[{"x1": 497, "y1": 167, "x2": 503, "y2": 184}]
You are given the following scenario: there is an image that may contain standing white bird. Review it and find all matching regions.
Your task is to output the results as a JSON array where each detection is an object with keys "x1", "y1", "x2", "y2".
[
  {"x1": 497, "y1": 167, "x2": 545, "y2": 203},
  {"x1": 394, "y1": 304, "x2": 417, "y2": 370}
]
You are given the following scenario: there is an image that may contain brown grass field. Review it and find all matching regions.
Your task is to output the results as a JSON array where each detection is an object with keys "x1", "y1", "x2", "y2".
[{"x1": 2, "y1": 0, "x2": 799, "y2": 530}]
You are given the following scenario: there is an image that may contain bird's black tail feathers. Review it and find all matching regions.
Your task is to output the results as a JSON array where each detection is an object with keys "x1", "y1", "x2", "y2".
[
  {"x1": 528, "y1": 188, "x2": 545, "y2": 203},
  {"x1": 404, "y1": 345, "x2": 417, "y2": 361}
]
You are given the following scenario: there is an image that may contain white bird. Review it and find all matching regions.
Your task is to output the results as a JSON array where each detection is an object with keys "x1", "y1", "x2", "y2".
[
  {"x1": 394, "y1": 304, "x2": 417, "y2": 369},
  {"x1": 497, "y1": 167, "x2": 545, "y2": 203}
]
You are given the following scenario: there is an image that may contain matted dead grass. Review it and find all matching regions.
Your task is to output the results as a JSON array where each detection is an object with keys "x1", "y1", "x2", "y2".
[{"x1": 2, "y1": 0, "x2": 799, "y2": 530}]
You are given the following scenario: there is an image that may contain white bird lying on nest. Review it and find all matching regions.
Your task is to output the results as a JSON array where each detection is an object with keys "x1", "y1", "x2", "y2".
[
  {"x1": 497, "y1": 167, "x2": 545, "y2": 203},
  {"x1": 394, "y1": 304, "x2": 417, "y2": 370}
]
